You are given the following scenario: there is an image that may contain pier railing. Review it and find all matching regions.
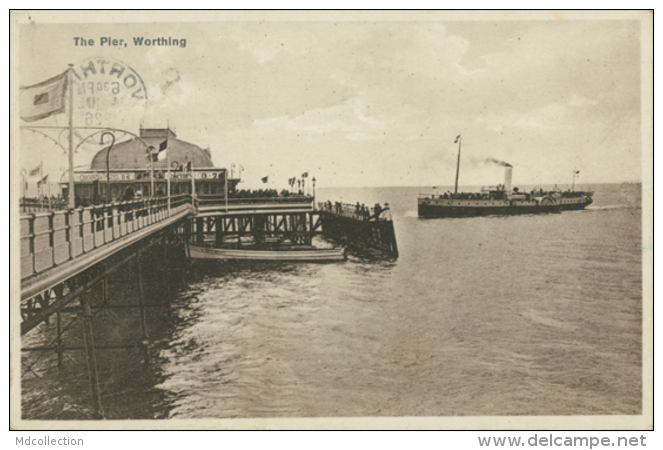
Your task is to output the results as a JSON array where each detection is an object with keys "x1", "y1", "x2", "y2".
[
  {"x1": 196, "y1": 194, "x2": 314, "y2": 207},
  {"x1": 20, "y1": 194, "x2": 193, "y2": 281},
  {"x1": 20, "y1": 197, "x2": 70, "y2": 212}
]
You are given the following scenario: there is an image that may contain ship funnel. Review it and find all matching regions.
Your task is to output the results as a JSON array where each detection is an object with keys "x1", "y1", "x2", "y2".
[{"x1": 504, "y1": 165, "x2": 513, "y2": 194}]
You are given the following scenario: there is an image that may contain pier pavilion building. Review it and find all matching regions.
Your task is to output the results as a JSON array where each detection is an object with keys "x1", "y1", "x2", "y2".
[{"x1": 63, "y1": 128, "x2": 239, "y2": 205}]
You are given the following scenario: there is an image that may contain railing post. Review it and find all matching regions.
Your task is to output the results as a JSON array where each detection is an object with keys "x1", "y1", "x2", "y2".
[
  {"x1": 90, "y1": 207, "x2": 97, "y2": 249},
  {"x1": 101, "y1": 206, "x2": 107, "y2": 245},
  {"x1": 78, "y1": 208, "x2": 85, "y2": 254},
  {"x1": 28, "y1": 214, "x2": 36, "y2": 276},
  {"x1": 66, "y1": 209, "x2": 73, "y2": 260},
  {"x1": 109, "y1": 204, "x2": 115, "y2": 242},
  {"x1": 48, "y1": 212, "x2": 55, "y2": 268},
  {"x1": 116, "y1": 204, "x2": 121, "y2": 239}
]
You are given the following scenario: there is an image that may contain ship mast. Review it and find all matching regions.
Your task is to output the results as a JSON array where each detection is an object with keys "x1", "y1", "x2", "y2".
[{"x1": 453, "y1": 135, "x2": 462, "y2": 194}]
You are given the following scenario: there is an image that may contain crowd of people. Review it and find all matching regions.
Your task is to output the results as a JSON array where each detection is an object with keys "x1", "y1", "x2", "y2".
[
  {"x1": 558, "y1": 190, "x2": 587, "y2": 198},
  {"x1": 20, "y1": 195, "x2": 69, "y2": 211},
  {"x1": 437, "y1": 191, "x2": 505, "y2": 200},
  {"x1": 321, "y1": 201, "x2": 389, "y2": 221},
  {"x1": 229, "y1": 189, "x2": 309, "y2": 199},
  {"x1": 530, "y1": 187, "x2": 586, "y2": 198}
]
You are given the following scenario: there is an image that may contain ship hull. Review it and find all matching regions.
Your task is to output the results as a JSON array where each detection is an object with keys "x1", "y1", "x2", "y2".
[
  {"x1": 187, "y1": 244, "x2": 346, "y2": 262},
  {"x1": 556, "y1": 197, "x2": 593, "y2": 211},
  {"x1": 417, "y1": 203, "x2": 561, "y2": 218}
]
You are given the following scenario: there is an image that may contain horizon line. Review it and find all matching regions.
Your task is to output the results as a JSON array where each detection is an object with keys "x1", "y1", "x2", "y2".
[{"x1": 316, "y1": 181, "x2": 643, "y2": 189}]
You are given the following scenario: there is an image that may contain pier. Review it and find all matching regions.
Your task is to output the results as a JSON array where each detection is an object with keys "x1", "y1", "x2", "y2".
[
  {"x1": 19, "y1": 192, "x2": 398, "y2": 418},
  {"x1": 316, "y1": 201, "x2": 399, "y2": 258}
]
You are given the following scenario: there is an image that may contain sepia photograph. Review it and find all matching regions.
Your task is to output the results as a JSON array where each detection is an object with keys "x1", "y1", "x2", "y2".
[{"x1": 9, "y1": 10, "x2": 653, "y2": 431}]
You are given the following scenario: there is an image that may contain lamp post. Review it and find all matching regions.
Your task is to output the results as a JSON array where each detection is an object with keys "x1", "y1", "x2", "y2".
[{"x1": 100, "y1": 132, "x2": 116, "y2": 203}]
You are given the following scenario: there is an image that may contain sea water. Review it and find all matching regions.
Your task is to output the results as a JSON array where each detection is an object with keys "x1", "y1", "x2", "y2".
[{"x1": 21, "y1": 183, "x2": 644, "y2": 419}]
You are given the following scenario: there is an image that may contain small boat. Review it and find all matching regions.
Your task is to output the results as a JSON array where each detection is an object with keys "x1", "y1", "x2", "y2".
[{"x1": 187, "y1": 244, "x2": 346, "y2": 262}]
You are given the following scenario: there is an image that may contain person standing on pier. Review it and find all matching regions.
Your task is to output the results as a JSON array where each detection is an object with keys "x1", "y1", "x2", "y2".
[{"x1": 373, "y1": 203, "x2": 383, "y2": 221}]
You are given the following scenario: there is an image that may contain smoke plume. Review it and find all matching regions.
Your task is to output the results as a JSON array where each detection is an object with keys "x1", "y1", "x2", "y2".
[{"x1": 485, "y1": 157, "x2": 512, "y2": 167}]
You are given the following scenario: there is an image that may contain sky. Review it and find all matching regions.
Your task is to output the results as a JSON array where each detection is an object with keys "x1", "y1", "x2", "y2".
[{"x1": 16, "y1": 13, "x2": 645, "y2": 192}]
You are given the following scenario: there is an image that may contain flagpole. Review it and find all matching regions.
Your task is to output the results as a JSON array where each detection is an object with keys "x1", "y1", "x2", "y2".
[
  {"x1": 67, "y1": 65, "x2": 75, "y2": 208},
  {"x1": 48, "y1": 179, "x2": 51, "y2": 210},
  {"x1": 454, "y1": 136, "x2": 462, "y2": 195}
]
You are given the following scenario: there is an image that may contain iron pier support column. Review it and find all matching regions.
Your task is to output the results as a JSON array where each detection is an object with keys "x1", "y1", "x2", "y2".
[
  {"x1": 163, "y1": 245, "x2": 172, "y2": 316},
  {"x1": 215, "y1": 216, "x2": 223, "y2": 246},
  {"x1": 136, "y1": 261, "x2": 151, "y2": 363},
  {"x1": 56, "y1": 311, "x2": 63, "y2": 367},
  {"x1": 79, "y1": 294, "x2": 104, "y2": 419},
  {"x1": 196, "y1": 217, "x2": 204, "y2": 245}
]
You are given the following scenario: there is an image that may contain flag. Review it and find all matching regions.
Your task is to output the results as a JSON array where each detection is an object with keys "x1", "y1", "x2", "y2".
[
  {"x1": 28, "y1": 163, "x2": 42, "y2": 177},
  {"x1": 454, "y1": 135, "x2": 461, "y2": 143},
  {"x1": 262, "y1": 176, "x2": 269, "y2": 183},
  {"x1": 147, "y1": 146, "x2": 159, "y2": 162},
  {"x1": 157, "y1": 139, "x2": 168, "y2": 161},
  {"x1": 37, "y1": 174, "x2": 48, "y2": 187},
  {"x1": 575, "y1": 170, "x2": 580, "y2": 174},
  {"x1": 20, "y1": 70, "x2": 68, "y2": 122},
  {"x1": 301, "y1": 172, "x2": 309, "y2": 178}
]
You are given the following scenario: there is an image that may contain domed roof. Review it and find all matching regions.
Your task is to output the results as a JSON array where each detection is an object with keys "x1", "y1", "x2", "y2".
[{"x1": 90, "y1": 128, "x2": 214, "y2": 170}]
